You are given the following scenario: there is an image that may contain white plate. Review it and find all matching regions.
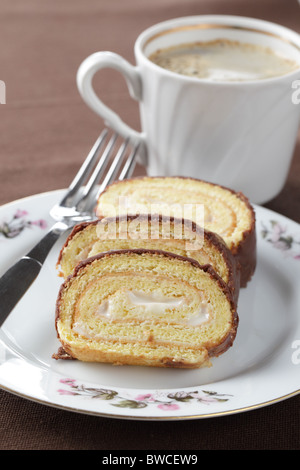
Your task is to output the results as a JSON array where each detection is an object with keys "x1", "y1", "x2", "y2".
[{"x1": 0, "y1": 189, "x2": 299, "y2": 420}]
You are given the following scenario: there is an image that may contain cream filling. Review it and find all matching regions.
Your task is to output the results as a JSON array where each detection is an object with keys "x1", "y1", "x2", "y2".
[
  {"x1": 127, "y1": 290, "x2": 185, "y2": 311},
  {"x1": 75, "y1": 246, "x2": 91, "y2": 263},
  {"x1": 96, "y1": 290, "x2": 209, "y2": 325},
  {"x1": 72, "y1": 289, "x2": 210, "y2": 340}
]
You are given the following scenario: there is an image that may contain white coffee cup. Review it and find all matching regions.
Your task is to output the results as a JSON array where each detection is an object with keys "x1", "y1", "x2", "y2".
[{"x1": 77, "y1": 15, "x2": 300, "y2": 204}]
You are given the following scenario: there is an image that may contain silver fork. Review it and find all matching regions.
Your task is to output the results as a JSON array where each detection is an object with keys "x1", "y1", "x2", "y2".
[{"x1": 0, "y1": 129, "x2": 139, "y2": 326}]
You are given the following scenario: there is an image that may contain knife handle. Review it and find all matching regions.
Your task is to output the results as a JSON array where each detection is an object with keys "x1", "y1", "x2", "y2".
[
  {"x1": 0, "y1": 256, "x2": 42, "y2": 326},
  {"x1": 0, "y1": 221, "x2": 67, "y2": 326}
]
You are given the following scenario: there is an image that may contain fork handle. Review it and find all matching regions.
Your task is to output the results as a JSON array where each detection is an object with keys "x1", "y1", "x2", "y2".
[{"x1": 0, "y1": 221, "x2": 67, "y2": 327}]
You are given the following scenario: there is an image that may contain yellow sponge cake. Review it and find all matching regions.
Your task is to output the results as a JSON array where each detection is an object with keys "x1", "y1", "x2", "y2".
[
  {"x1": 57, "y1": 215, "x2": 240, "y2": 303},
  {"x1": 96, "y1": 177, "x2": 256, "y2": 286},
  {"x1": 55, "y1": 249, "x2": 238, "y2": 368}
]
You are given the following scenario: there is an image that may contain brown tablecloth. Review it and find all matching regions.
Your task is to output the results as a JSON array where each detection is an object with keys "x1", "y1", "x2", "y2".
[{"x1": 0, "y1": 0, "x2": 299, "y2": 450}]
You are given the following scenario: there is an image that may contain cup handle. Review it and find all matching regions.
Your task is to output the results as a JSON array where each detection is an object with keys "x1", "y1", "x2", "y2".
[{"x1": 77, "y1": 51, "x2": 147, "y2": 165}]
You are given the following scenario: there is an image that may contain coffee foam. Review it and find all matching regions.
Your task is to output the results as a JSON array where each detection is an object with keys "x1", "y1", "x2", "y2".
[{"x1": 149, "y1": 39, "x2": 299, "y2": 81}]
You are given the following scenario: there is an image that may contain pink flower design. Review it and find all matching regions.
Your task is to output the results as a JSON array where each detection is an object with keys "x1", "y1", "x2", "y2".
[
  {"x1": 198, "y1": 396, "x2": 218, "y2": 404},
  {"x1": 0, "y1": 210, "x2": 47, "y2": 238},
  {"x1": 57, "y1": 389, "x2": 77, "y2": 396},
  {"x1": 157, "y1": 403, "x2": 180, "y2": 411},
  {"x1": 56, "y1": 378, "x2": 232, "y2": 411},
  {"x1": 261, "y1": 220, "x2": 300, "y2": 258},
  {"x1": 31, "y1": 219, "x2": 48, "y2": 229},
  {"x1": 270, "y1": 222, "x2": 286, "y2": 242},
  {"x1": 59, "y1": 378, "x2": 76, "y2": 385},
  {"x1": 135, "y1": 393, "x2": 155, "y2": 402},
  {"x1": 14, "y1": 209, "x2": 28, "y2": 219}
]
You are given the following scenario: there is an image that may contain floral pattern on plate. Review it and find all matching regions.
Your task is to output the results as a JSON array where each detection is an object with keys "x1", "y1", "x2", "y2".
[
  {"x1": 57, "y1": 379, "x2": 232, "y2": 410},
  {"x1": 0, "y1": 209, "x2": 47, "y2": 238},
  {"x1": 261, "y1": 219, "x2": 300, "y2": 260}
]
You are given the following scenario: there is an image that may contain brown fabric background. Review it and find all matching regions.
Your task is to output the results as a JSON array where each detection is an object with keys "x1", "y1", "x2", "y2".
[{"x1": 0, "y1": 0, "x2": 299, "y2": 450}]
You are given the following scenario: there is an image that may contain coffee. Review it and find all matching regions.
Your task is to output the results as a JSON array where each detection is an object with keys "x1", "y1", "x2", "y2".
[{"x1": 148, "y1": 39, "x2": 299, "y2": 81}]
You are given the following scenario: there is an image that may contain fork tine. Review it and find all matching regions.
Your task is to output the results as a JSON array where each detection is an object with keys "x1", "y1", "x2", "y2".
[
  {"x1": 60, "y1": 129, "x2": 108, "y2": 207},
  {"x1": 76, "y1": 132, "x2": 118, "y2": 211},
  {"x1": 118, "y1": 141, "x2": 139, "y2": 181},
  {"x1": 97, "y1": 138, "x2": 130, "y2": 195},
  {"x1": 59, "y1": 129, "x2": 140, "y2": 215},
  {"x1": 96, "y1": 139, "x2": 139, "y2": 200}
]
